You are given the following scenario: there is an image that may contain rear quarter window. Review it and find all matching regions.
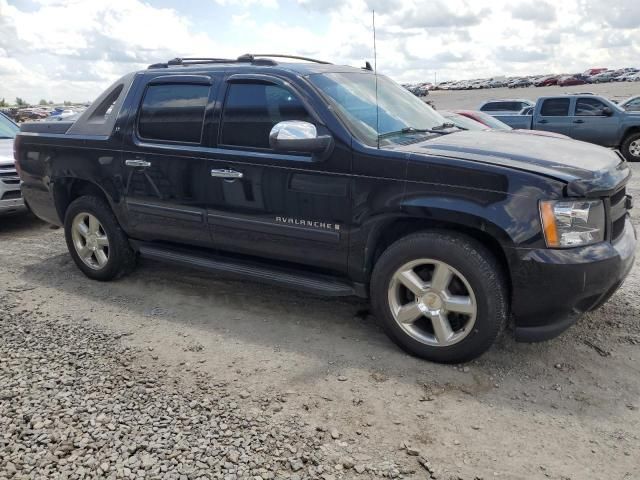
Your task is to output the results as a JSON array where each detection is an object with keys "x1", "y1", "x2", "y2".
[
  {"x1": 138, "y1": 84, "x2": 210, "y2": 143},
  {"x1": 480, "y1": 101, "x2": 526, "y2": 112}
]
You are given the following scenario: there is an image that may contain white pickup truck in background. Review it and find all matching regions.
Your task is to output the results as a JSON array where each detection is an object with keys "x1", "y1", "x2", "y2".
[{"x1": 0, "y1": 112, "x2": 25, "y2": 215}]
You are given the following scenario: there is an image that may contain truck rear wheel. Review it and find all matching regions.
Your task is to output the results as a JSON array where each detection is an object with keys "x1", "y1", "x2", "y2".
[
  {"x1": 371, "y1": 232, "x2": 508, "y2": 363},
  {"x1": 621, "y1": 132, "x2": 640, "y2": 162},
  {"x1": 64, "y1": 195, "x2": 136, "y2": 281}
]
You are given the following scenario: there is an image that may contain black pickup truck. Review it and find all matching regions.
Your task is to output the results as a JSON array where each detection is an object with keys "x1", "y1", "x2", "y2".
[{"x1": 15, "y1": 54, "x2": 637, "y2": 363}]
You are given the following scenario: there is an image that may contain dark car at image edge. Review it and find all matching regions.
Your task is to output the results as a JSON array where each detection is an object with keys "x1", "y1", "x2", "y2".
[{"x1": 15, "y1": 54, "x2": 637, "y2": 363}]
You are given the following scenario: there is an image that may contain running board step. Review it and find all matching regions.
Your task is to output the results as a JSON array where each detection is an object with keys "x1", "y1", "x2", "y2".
[{"x1": 136, "y1": 244, "x2": 359, "y2": 297}]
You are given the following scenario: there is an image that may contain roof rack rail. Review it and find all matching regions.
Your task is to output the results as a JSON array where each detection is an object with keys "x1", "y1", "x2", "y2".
[
  {"x1": 147, "y1": 54, "x2": 331, "y2": 69},
  {"x1": 148, "y1": 57, "x2": 239, "y2": 69},
  {"x1": 239, "y1": 54, "x2": 332, "y2": 65}
]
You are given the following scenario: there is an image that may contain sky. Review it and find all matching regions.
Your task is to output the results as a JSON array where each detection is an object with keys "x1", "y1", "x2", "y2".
[{"x1": 0, "y1": 0, "x2": 639, "y2": 103}]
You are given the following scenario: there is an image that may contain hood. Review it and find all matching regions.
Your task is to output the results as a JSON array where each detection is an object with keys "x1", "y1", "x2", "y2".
[
  {"x1": 392, "y1": 130, "x2": 625, "y2": 188},
  {"x1": 513, "y1": 129, "x2": 570, "y2": 140},
  {"x1": 0, "y1": 138, "x2": 14, "y2": 167}
]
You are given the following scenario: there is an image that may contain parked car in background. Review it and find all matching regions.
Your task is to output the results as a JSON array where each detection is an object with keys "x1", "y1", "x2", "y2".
[
  {"x1": 588, "y1": 71, "x2": 616, "y2": 83},
  {"x1": 558, "y1": 75, "x2": 587, "y2": 87},
  {"x1": 478, "y1": 99, "x2": 535, "y2": 115},
  {"x1": 0, "y1": 112, "x2": 26, "y2": 215},
  {"x1": 492, "y1": 95, "x2": 640, "y2": 161},
  {"x1": 508, "y1": 78, "x2": 532, "y2": 88},
  {"x1": 439, "y1": 111, "x2": 489, "y2": 131},
  {"x1": 489, "y1": 79, "x2": 507, "y2": 88},
  {"x1": 14, "y1": 108, "x2": 49, "y2": 122},
  {"x1": 534, "y1": 75, "x2": 559, "y2": 87},
  {"x1": 625, "y1": 72, "x2": 640, "y2": 82},
  {"x1": 452, "y1": 110, "x2": 570, "y2": 139},
  {"x1": 583, "y1": 68, "x2": 608, "y2": 77},
  {"x1": 620, "y1": 95, "x2": 640, "y2": 112},
  {"x1": 452, "y1": 110, "x2": 511, "y2": 130},
  {"x1": 614, "y1": 70, "x2": 638, "y2": 82}
]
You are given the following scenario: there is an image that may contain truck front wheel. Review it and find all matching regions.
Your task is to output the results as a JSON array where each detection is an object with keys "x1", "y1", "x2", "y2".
[
  {"x1": 64, "y1": 195, "x2": 137, "y2": 281},
  {"x1": 371, "y1": 232, "x2": 508, "y2": 363},
  {"x1": 621, "y1": 132, "x2": 640, "y2": 162}
]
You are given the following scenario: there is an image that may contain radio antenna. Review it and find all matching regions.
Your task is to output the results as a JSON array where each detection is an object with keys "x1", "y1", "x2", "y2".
[{"x1": 373, "y1": 10, "x2": 380, "y2": 149}]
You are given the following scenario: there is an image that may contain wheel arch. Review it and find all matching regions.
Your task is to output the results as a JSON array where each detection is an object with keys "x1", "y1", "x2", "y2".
[
  {"x1": 364, "y1": 215, "x2": 514, "y2": 296},
  {"x1": 621, "y1": 125, "x2": 640, "y2": 145},
  {"x1": 53, "y1": 177, "x2": 117, "y2": 224}
]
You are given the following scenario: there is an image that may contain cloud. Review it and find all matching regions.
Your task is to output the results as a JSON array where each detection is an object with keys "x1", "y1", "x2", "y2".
[
  {"x1": 511, "y1": 1, "x2": 556, "y2": 23},
  {"x1": 496, "y1": 47, "x2": 551, "y2": 63},
  {"x1": 599, "y1": 32, "x2": 632, "y2": 48},
  {"x1": 214, "y1": 0, "x2": 279, "y2": 7},
  {"x1": 396, "y1": 1, "x2": 489, "y2": 29},
  {"x1": 0, "y1": 0, "x2": 224, "y2": 102},
  {"x1": 579, "y1": 0, "x2": 640, "y2": 29},
  {"x1": 2, "y1": 0, "x2": 640, "y2": 103},
  {"x1": 296, "y1": 0, "x2": 344, "y2": 10}
]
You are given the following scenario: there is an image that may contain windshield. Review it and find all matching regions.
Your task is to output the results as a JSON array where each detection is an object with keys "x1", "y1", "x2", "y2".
[
  {"x1": 309, "y1": 72, "x2": 450, "y2": 146},
  {"x1": 0, "y1": 113, "x2": 19, "y2": 139}
]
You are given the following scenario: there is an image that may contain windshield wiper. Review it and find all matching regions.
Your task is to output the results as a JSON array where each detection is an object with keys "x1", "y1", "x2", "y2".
[
  {"x1": 378, "y1": 127, "x2": 449, "y2": 140},
  {"x1": 430, "y1": 122, "x2": 457, "y2": 131}
]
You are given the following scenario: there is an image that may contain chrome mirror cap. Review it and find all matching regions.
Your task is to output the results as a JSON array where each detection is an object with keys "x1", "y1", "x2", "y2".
[
  {"x1": 269, "y1": 120, "x2": 333, "y2": 160},
  {"x1": 269, "y1": 120, "x2": 318, "y2": 142}
]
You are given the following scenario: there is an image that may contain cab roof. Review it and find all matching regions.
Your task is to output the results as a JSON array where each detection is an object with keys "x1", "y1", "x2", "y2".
[{"x1": 144, "y1": 54, "x2": 372, "y2": 76}]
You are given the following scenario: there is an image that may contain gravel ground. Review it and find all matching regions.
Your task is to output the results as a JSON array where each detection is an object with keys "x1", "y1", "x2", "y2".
[{"x1": 1, "y1": 164, "x2": 639, "y2": 480}]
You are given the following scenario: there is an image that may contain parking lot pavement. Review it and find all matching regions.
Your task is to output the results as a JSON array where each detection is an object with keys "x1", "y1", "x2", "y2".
[{"x1": 1, "y1": 165, "x2": 639, "y2": 480}]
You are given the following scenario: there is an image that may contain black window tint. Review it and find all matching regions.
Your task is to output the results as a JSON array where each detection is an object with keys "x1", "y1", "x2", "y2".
[
  {"x1": 221, "y1": 83, "x2": 312, "y2": 148},
  {"x1": 481, "y1": 101, "x2": 524, "y2": 112},
  {"x1": 540, "y1": 98, "x2": 570, "y2": 116},
  {"x1": 576, "y1": 98, "x2": 608, "y2": 116},
  {"x1": 138, "y1": 84, "x2": 209, "y2": 143}
]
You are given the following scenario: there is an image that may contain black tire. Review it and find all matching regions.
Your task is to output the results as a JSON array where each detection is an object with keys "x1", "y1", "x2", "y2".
[
  {"x1": 370, "y1": 231, "x2": 508, "y2": 363},
  {"x1": 64, "y1": 195, "x2": 137, "y2": 281},
  {"x1": 621, "y1": 132, "x2": 640, "y2": 162}
]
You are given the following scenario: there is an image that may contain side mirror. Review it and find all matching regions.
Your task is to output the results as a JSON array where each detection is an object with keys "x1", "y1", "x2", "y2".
[
  {"x1": 602, "y1": 107, "x2": 613, "y2": 116},
  {"x1": 269, "y1": 121, "x2": 333, "y2": 160}
]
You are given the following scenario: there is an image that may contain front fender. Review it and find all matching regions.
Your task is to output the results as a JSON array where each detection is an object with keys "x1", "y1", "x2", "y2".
[{"x1": 401, "y1": 181, "x2": 545, "y2": 249}]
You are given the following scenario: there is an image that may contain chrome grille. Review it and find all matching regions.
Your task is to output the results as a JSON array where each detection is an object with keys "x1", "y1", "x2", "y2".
[
  {"x1": 609, "y1": 186, "x2": 629, "y2": 242},
  {"x1": 0, "y1": 165, "x2": 20, "y2": 185}
]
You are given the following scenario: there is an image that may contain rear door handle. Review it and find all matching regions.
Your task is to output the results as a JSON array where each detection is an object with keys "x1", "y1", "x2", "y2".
[
  {"x1": 538, "y1": 119, "x2": 548, "y2": 124},
  {"x1": 125, "y1": 159, "x2": 152, "y2": 168},
  {"x1": 211, "y1": 169, "x2": 243, "y2": 179},
  {"x1": 573, "y1": 119, "x2": 585, "y2": 124}
]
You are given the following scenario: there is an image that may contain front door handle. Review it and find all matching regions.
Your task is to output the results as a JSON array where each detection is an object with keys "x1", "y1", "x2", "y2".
[
  {"x1": 573, "y1": 119, "x2": 585, "y2": 124},
  {"x1": 211, "y1": 169, "x2": 243, "y2": 179},
  {"x1": 538, "y1": 119, "x2": 548, "y2": 124},
  {"x1": 125, "y1": 159, "x2": 152, "y2": 168}
]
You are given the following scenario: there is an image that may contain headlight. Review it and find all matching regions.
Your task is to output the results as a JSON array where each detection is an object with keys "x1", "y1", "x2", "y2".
[{"x1": 539, "y1": 200, "x2": 605, "y2": 248}]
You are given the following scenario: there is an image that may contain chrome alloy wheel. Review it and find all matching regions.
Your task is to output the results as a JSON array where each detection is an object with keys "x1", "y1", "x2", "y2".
[
  {"x1": 629, "y1": 139, "x2": 640, "y2": 158},
  {"x1": 388, "y1": 259, "x2": 477, "y2": 347},
  {"x1": 71, "y1": 213, "x2": 110, "y2": 270}
]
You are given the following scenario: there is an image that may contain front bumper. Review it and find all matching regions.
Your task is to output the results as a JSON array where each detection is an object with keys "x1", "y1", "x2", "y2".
[
  {"x1": 0, "y1": 196, "x2": 26, "y2": 214},
  {"x1": 509, "y1": 215, "x2": 636, "y2": 342}
]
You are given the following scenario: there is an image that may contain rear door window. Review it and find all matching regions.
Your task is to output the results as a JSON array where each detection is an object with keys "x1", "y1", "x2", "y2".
[
  {"x1": 220, "y1": 82, "x2": 313, "y2": 149},
  {"x1": 138, "y1": 84, "x2": 210, "y2": 143},
  {"x1": 576, "y1": 98, "x2": 608, "y2": 116},
  {"x1": 540, "y1": 98, "x2": 570, "y2": 116}
]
